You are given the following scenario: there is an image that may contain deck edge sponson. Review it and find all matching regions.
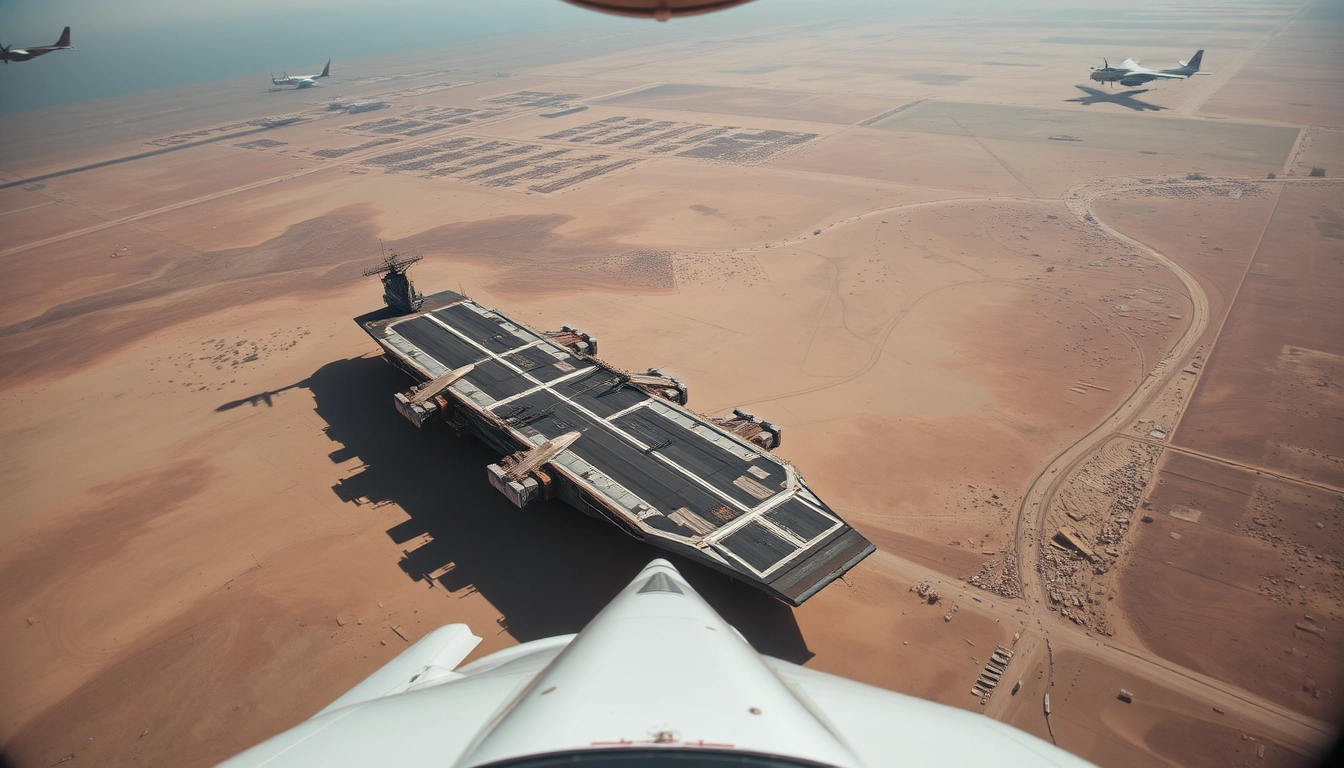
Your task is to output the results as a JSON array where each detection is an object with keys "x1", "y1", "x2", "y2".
[{"x1": 768, "y1": 529, "x2": 876, "y2": 606}]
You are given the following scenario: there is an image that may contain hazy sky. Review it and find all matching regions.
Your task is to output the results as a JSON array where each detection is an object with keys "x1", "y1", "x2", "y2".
[
  {"x1": 0, "y1": 0, "x2": 1196, "y2": 114},
  {"x1": 0, "y1": 1, "x2": 619, "y2": 113},
  {"x1": 0, "y1": 0, "x2": 942, "y2": 114}
]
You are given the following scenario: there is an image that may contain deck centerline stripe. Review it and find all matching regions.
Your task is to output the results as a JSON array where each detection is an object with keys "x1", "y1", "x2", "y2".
[{"x1": 387, "y1": 306, "x2": 828, "y2": 562}]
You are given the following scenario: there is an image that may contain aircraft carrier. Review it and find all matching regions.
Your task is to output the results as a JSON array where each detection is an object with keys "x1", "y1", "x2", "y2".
[{"x1": 355, "y1": 256, "x2": 873, "y2": 605}]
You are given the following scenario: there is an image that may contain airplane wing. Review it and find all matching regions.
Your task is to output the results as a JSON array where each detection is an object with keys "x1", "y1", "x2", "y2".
[
  {"x1": 1123, "y1": 60, "x2": 1188, "y2": 79},
  {"x1": 1121, "y1": 63, "x2": 1186, "y2": 80},
  {"x1": 221, "y1": 559, "x2": 1096, "y2": 767}
]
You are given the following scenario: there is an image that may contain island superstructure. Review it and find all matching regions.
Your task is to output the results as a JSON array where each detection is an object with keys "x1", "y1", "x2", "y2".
[{"x1": 356, "y1": 256, "x2": 874, "y2": 605}]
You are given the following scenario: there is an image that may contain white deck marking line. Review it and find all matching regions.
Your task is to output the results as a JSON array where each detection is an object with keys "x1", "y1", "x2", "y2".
[
  {"x1": 488, "y1": 363, "x2": 597, "y2": 409},
  {"x1": 699, "y1": 483, "x2": 846, "y2": 577},
  {"x1": 426, "y1": 313, "x2": 775, "y2": 519},
  {"x1": 709, "y1": 489, "x2": 842, "y2": 546},
  {"x1": 568, "y1": 397, "x2": 826, "y2": 560},
  {"x1": 423, "y1": 313, "x2": 546, "y2": 385},
  {"x1": 425, "y1": 312, "x2": 775, "y2": 518},
  {"x1": 711, "y1": 511, "x2": 844, "y2": 579},
  {"x1": 701, "y1": 475, "x2": 799, "y2": 542},
  {"x1": 556, "y1": 392, "x2": 758, "y2": 517},
  {"x1": 418, "y1": 311, "x2": 757, "y2": 516},
  {"x1": 605, "y1": 399, "x2": 651, "y2": 422},
  {"x1": 398, "y1": 303, "x2": 832, "y2": 567}
]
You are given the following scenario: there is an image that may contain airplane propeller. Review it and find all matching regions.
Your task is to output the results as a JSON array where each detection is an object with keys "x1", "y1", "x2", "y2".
[
  {"x1": 1088, "y1": 59, "x2": 1114, "y2": 86},
  {"x1": 2, "y1": 44, "x2": 9, "y2": 63}
]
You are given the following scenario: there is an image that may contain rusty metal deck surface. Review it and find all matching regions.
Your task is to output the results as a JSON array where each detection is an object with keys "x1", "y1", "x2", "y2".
[{"x1": 361, "y1": 292, "x2": 873, "y2": 603}]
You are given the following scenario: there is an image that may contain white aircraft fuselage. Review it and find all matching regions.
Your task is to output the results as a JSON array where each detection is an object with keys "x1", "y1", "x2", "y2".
[
  {"x1": 1090, "y1": 50, "x2": 1206, "y2": 87},
  {"x1": 272, "y1": 60, "x2": 330, "y2": 88},
  {"x1": 221, "y1": 560, "x2": 1096, "y2": 768}
]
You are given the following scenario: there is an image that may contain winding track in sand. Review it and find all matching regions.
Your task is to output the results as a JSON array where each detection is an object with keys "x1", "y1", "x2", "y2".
[
  {"x1": 1010, "y1": 176, "x2": 1214, "y2": 611},
  {"x1": 736, "y1": 173, "x2": 1337, "y2": 753},
  {"x1": 3, "y1": 123, "x2": 1336, "y2": 753}
]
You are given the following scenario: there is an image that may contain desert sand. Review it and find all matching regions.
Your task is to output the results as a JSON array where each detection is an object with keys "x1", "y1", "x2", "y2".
[{"x1": 1, "y1": 1, "x2": 1341, "y2": 766}]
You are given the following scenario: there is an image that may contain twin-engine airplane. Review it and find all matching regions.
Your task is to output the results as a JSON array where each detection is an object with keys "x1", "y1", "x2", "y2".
[
  {"x1": 272, "y1": 60, "x2": 330, "y2": 88},
  {"x1": 221, "y1": 559, "x2": 1094, "y2": 768},
  {"x1": 1090, "y1": 49, "x2": 1208, "y2": 87},
  {"x1": 1, "y1": 26, "x2": 72, "y2": 63}
]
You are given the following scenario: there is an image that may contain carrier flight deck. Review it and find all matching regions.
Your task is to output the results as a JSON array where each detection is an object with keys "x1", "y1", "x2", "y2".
[{"x1": 356, "y1": 257, "x2": 873, "y2": 605}]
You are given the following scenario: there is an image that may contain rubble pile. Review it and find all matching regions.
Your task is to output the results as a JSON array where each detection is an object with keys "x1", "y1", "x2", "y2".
[
  {"x1": 1137, "y1": 177, "x2": 1266, "y2": 201},
  {"x1": 1038, "y1": 548, "x2": 1113, "y2": 632},
  {"x1": 1243, "y1": 488, "x2": 1344, "y2": 612},
  {"x1": 911, "y1": 582, "x2": 940, "y2": 604},
  {"x1": 1037, "y1": 439, "x2": 1161, "y2": 632},
  {"x1": 969, "y1": 552, "x2": 1021, "y2": 598}
]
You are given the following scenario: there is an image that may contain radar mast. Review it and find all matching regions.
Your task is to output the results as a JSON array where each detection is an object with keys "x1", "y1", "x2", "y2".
[{"x1": 363, "y1": 248, "x2": 423, "y2": 314}]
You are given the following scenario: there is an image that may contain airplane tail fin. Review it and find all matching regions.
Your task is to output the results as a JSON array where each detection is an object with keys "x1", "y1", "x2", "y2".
[
  {"x1": 55, "y1": 26, "x2": 70, "y2": 48},
  {"x1": 1184, "y1": 50, "x2": 1203, "y2": 71},
  {"x1": 320, "y1": 59, "x2": 330, "y2": 78}
]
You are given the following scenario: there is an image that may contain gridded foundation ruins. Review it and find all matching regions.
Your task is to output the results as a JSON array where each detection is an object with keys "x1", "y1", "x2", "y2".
[{"x1": 357, "y1": 258, "x2": 874, "y2": 605}]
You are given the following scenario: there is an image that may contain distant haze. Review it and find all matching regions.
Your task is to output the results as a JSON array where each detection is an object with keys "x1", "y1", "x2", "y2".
[
  {"x1": 0, "y1": 0, "x2": 1205, "y2": 115},
  {"x1": 0, "y1": 0, "x2": 893, "y2": 115},
  {"x1": 0, "y1": 0, "x2": 604, "y2": 114}
]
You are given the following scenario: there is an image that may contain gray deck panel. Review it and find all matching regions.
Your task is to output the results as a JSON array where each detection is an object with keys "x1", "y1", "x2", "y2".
[
  {"x1": 529, "y1": 362, "x2": 585, "y2": 383},
  {"x1": 393, "y1": 316, "x2": 486, "y2": 369},
  {"x1": 613, "y1": 409, "x2": 786, "y2": 508},
  {"x1": 575, "y1": 384, "x2": 649, "y2": 419},
  {"x1": 764, "y1": 498, "x2": 834, "y2": 542},
  {"x1": 433, "y1": 304, "x2": 528, "y2": 353},
  {"x1": 493, "y1": 389, "x2": 562, "y2": 427},
  {"x1": 494, "y1": 390, "x2": 724, "y2": 525},
  {"x1": 502, "y1": 345, "x2": 581, "y2": 383},
  {"x1": 720, "y1": 521, "x2": 799, "y2": 572},
  {"x1": 465, "y1": 358, "x2": 536, "y2": 401},
  {"x1": 521, "y1": 396, "x2": 726, "y2": 532},
  {"x1": 549, "y1": 369, "x2": 651, "y2": 419}
]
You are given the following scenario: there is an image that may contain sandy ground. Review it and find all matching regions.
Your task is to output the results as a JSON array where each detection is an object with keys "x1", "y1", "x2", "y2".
[
  {"x1": 1102, "y1": 180, "x2": 1344, "y2": 723},
  {"x1": 1044, "y1": 648, "x2": 1313, "y2": 767},
  {"x1": 1118, "y1": 451, "x2": 1343, "y2": 720},
  {"x1": 1, "y1": 1, "x2": 1341, "y2": 766},
  {"x1": 1169, "y1": 183, "x2": 1344, "y2": 488}
]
